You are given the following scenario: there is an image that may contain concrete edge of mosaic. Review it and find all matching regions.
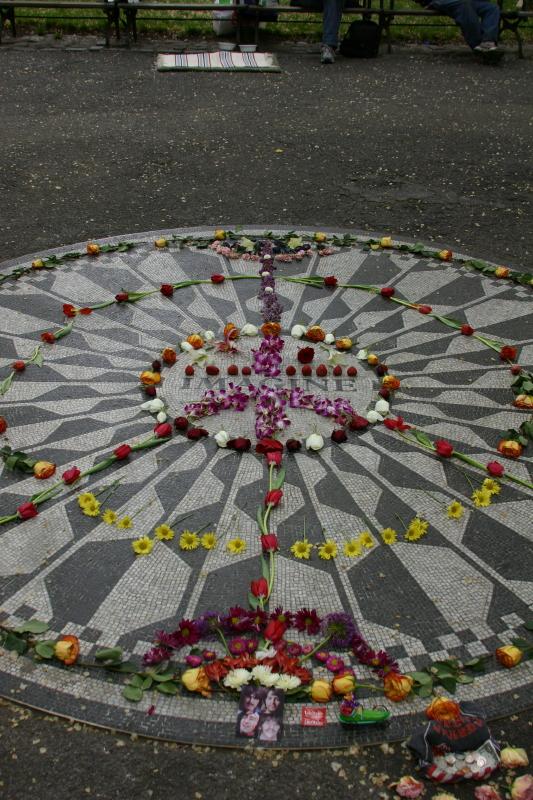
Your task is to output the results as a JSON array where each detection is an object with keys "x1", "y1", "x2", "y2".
[{"x1": 0, "y1": 226, "x2": 532, "y2": 749}]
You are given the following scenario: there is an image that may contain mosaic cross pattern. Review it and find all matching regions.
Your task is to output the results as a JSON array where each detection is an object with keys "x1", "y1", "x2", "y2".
[{"x1": 0, "y1": 227, "x2": 531, "y2": 748}]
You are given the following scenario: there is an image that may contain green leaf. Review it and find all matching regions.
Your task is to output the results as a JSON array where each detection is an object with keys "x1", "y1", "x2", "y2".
[
  {"x1": 416, "y1": 684, "x2": 433, "y2": 698},
  {"x1": 408, "y1": 671, "x2": 433, "y2": 685},
  {"x1": 271, "y1": 467, "x2": 286, "y2": 490},
  {"x1": 247, "y1": 592, "x2": 260, "y2": 611},
  {"x1": 456, "y1": 674, "x2": 474, "y2": 684},
  {"x1": 261, "y1": 555, "x2": 270, "y2": 582},
  {"x1": 238, "y1": 236, "x2": 255, "y2": 253},
  {"x1": 141, "y1": 676, "x2": 153, "y2": 690},
  {"x1": 129, "y1": 673, "x2": 145, "y2": 688},
  {"x1": 155, "y1": 681, "x2": 178, "y2": 695},
  {"x1": 95, "y1": 647, "x2": 123, "y2": 663},
  {"x1": 433, "y1": 315, "x2": 462, "y2": 330},
  {"x1": 463, "y1": 657, "x2": 487, "y2": 673},
  {"x1": 28, "y1": 346, "x2": 43, "y2": 368},
  {"x1": 34, "y1": 641, "x2": 56, "y2": 659},
  {"x1": 256, "y1": 506, "x2": 264, "y2": 531},
  {"x1": 123, "y1": 685, "x2": 143, "y2": 702},
  {"x1": 3, "y1": 632, "x2": 27, "y2": 655},
  {"x1": 524, "y1": 620, "x2": 533, "y2": 631},
  {"x1": 413, "y1": 430, "x2": 433, "y2": 448},
  {"x1": 0, "y1": 372, "x2": 15, "y2": 397},
  {"x1": 106, "y1": 661, "x2": 137, "y2": 673},
  {"x1": 439, "y1": 676, "x2": 457, "y2": 694},
  {"x1": 511, "y1": 637, "x2": 530, "y2": 648},
  {"x1": 15, "y1": 619, "x2": 49, "y2": 634},
  {"x1": 151, "y1": 672, "x2": 176, "y2": 683}
]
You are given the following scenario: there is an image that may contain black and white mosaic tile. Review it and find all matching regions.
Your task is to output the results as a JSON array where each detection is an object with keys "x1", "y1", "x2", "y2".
[{"x1": 0, "y1": 228, "x2": 531, "y2": 747}]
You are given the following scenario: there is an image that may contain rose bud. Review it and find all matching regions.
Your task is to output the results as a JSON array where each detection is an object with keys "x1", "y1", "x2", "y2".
[
  {"x1": 187, "y1": 427, "x2": 209, "y2": 441},
  {"x1": 154, "y1": 422, "x2": 172, "y2": 438},
  {"x1": 62, "y1": 304, "x2": 76, "y2": 318},
  {"x1": 495, "y1": 645, "x2": 523, "y2": 668},
  {"x1": 115, "y1": 292, "x2": 129, "y2": 303},
  {"x1": 486, "y1": 461, "x2": 504, "y2": 477},
  {"x1": 187, "y1": 334, "x2": 205, "y2": 350},
  {"x1": 161, "y1": 347, "x2": 177, "y2": 365},
  {"x1": 286, "y1": 439, "x2": 301, "y2": 452},
  {"x1": 310, "y1": 679, "x2": 333, "y2": 703},
  {"x1": 331, "y1": 672, "x2": 356, "y2": 695},
  {"x1": 379, "y1": 388, "x2": 390, "y2": 399},
  {"x1": 160, "y1": 283, "x2": 174, "y2": 297},
  {"x1": 17, "y1": 501, "x2": 39, "y2": 520},
  {"x1": 113, "y1": 444, "x2": 132, "y2": 460},
  {"x1": 152, "y1": 360, "x2": 162, "y2": 372},
  {"x1": 302, "y1": 365, "x2": 312, "y2": 377},
  {"x1": 12, "y1": 360, "x2": 26, "y2": 372},
  {"x1": 184, "y1": 365, "x2": 195, "y2": 377},
  {"x1": 62, "y1": 466, "x2": 81, "y2": 485},
  {"x1": 510, "y1": 774, "x2": 533, "y2": 800},
  {"x1": 185, "y1": 654, "x2": 203, "y2": 668},
  {"x1": 261, "y1": 534, "x2": 278, "y2": 552},
  {"x1": 41, "y1": 332, "x2": 56, "y2": 344},
  {"x1": 380, "y1": 286, "x2": 395, "y2": 298},
  {"x1": 211, "y1": 274, "x2": 225, "y2": 284},
  {"x1": 391, "y1": 777, "x2": 425, "y2": 799},
  {"x1": 154, "y1": 238, "x2": 168, "y2": 248},
  {"x1": 500, "y1": 345, "x2": 518, "y2": 361},
  {"x1": 286, "y1": 365, "x2": 296, "y2": 376},
  {"x1": 349, "y1": 415, "x2": 369, "y2": 431},
  {"x1": 31, "y1": 258, "x2": 45, "y2": 269},
  {"x1": 383, "y1": 672, "x2": 413, "y2": 702},
  {"x1": 461, "y1": 324, "x2": 475, "y2": 336},
  {"x1": 297, "y1": 346, "x2": 315, "y2": 364},
  {"x1": 242, "y1": 366, "x2": 252, "y2": 376},
  {"x1": 380, "y1": 236, "x2": 393, "y2": 247},
  {"x1": 323, "y1": 276, "x2": 337, "y2": 288},
  {"x1": 54, "y1": 635, "x2": 80, "y2": 666},
  {"x1": 500, "y1": 747, "x2": 529, "y2": 769},
  {"x1": 86, "y1": 242, "x2": 100, "y2": 255},
  {"x1": 497, "y1": 439, "x2": 523, "y2": 459},
  {"x1": 226, "y1": 437, "x2": 251, "y2": 451},
  {"x1": 514, "y1": 394, "x2": 533, "y2": 409},
  {"x1": 347, "y1": 366, "x2": 358, "y2": 377},
  {"x1": 265, "y1": 489, "x2": 283, "y2": 507},
  {"x1": 376, "y1": 364, "x2": 388, "y2": 376},
  {"x1": 174, "y1": 416, "x2": 189, "y2": 431},
  {"x1": 510, "y1": 365, "x2": 522, "y2": 376},
  {"x1": 206, "y1": 365, "x2": 220, "y2": 376},
  {"x1": 144, "y1": 386, "x2": 157, "y2": 397},
  {"x1": 316, "y1": 364, "x2": 328, "y2": 377},
  {"x1": 435, "y1": 439, "x2": 454, "y2": 458},
  {"x1": 494, "y1": 266, "x2": 510, "y2": 278},
  {"x1": 335, "y1": 337, "x2": 353, "y2": 351},
  {"x1": 0, "y1": 416, "x2": 7, "y2": 434},
  {"x1": 227, "y1": 365, "x2": 239, "y2": 376},
  {"x1": 331, "y1": 429, "x2": 348, "y2": 444},
  {"x1": 261, "y1": 322, "x2": 281, "y2": 337},
  {"x1": 181, "y1": 666, "x2": 211, "y2": 697},
  {"x1": 251, "y1": 578, "x2": 269, "y2": 598},
  {"x1": 418, "y1": 304, "x2": 433, "y2": 314},
  {"x1": 332, "y1": 365, "x2": 342, "y2": 376},
  {"x1": 33, "y1": 461, "x2": 56, "y2": 480}
]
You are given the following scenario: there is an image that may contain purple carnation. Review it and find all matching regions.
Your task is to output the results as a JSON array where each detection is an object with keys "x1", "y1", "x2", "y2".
[
  {"x1": 322, "y1": 612, "x2": 358, "y2": 649},
  {"x1": 143, "y1": 646, "x2": 171, "y2": 666}
]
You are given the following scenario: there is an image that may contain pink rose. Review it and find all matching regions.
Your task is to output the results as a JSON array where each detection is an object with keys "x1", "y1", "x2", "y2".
[
  {"x1": 393, "y1": 776, "x2": 425, "y2": 798},
  {"x1": 474, "y1": 787, "x2": 502, "y2": 800},
  {"x1": 511, "y1": 775, "x2": 533, "y2": 800}
]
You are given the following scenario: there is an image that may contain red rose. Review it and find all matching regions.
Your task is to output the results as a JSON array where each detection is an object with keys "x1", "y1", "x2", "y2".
[
  {"x1": 486, "y1": 460, "x2": 504, "y2": 477},
  {"x1": 316, "y1": 364, "x2": 328, "y2": 377},
  {"x1": 510, "y1": 365, "x2": 521, "y2": 375},
  {"x1": 302, "y1": 365, "x2": 312, "y2": 377},
  {"x1": 435, "y1": 439, "x2": 454, "y2": 458},
  {"x1": 154, "y1": 422, "x2": 172, "y2": 438},
  {"x1": 160, "y1": 284, "x2": 174, "y2": 297},
  {"x1": 227, "y1": 437, "x2": 251, "y2": 452},
  {"x1": 383, "y1": 416, "x2": 411, "y2": 431},
  {"x1": 144, "y1": 386, "x2": 157, "y2": 397},
  {"x1": 114, "y1": 444, "x2": 132, "y2": 460},
  {"x1": 152, "y1": 360, "x2": 162, "y2": 372},
  {"x1": 264, "y1": 619, "x2": 286, "y2": 643},
  {"x1": 261, "y1": 534, "x2": 278, "y2": 552},
  {"x1": 12, "y1": 360, "x2": 25, "y2": 372},
  {"x1": 286, "y1": 439, "x2": 301, "y2": 452},
  {"x1": 211, "y1": 274, "x2": 225, "y2": 284},
  {"x1": 187, "y1": 427, "x2": 209, "y2": 441},
  {"x1": 379, "y1": 388, "x2": 390, "y2": 399},
  {"x1": 40, "y1": 332, "x2": 55, "y2": 344},
  {"x1": 265, "y1": 489, "x2": 283, "y2": 507},
  {"x1": 242, "y1": 366, "x2": 252, "y2": 376},
  {"x1": 297, "y1": 347, "x2": 315, "y2": 364},
  {"x1": 500, "y1": 345, "x2": 518, "y2": 362},
  {"x1": 380, "y1": 287, "x2": 395, "y2": 298},
  {"x1": 266, "y1": 451, "x2": 282, "y2": 466},
  {"x1": 331, "y1": 429, "x2": 347, "y2": 444},
  {"x1": 349, "y1": 415, "x2": 369, "y2": 431},
  {"x1": 206, "y1": 365, "x2": 220, "y2": 376},
  {"x1": 79, "y1": 307, "x2": 93, "y2": 315},
  {"x1": 347, "y1": 367, "x2": 358, "y2": 378},
  {"x1": 62, "y1": 304, "x2": 76, "y2": 318},
  {"x1": 0, "y1": 416, "x2": 7, "y2": 434},
  {"x1": 62, "y1": 466, "x2": 81, "y2": 485},
  {"x1": 115, "y1": 292, "x2": 129, "y2": 303},
  {"x1": 17, "y1": 501, "x2": 38, "y2": 520},
  {"x1": 174, "y1": 416, "x2": 189, "y2": 431},
  {"x1": 285, "y1": 366, "x2": 296, "y2": 376},
  {"x1": 324, "y1": 276, "x2": 337, "y2": 288},
  {"x1": 256, "y1": 439, "x2": 283, "y2": 455},
  {"x1": 184, "y1": 365, "x2": 195, "y2": 377},
  {"x1": 460, "y1": 324, "x2": 474, "y2": 336},
  {"x1": 376, "y1": 364, "x2": 388, "y2": 376},
  {"x1": 418, "y1": 305, "x2": 433, "y2": 315},
  {"x1": 227, "y1": 365, "x2": 239, "y2": 376},
  {"x1": 332, "y1": 365, "x2": 342, "y2": 376},
  {"x1": 251, "y1": 578, "x2": 269, "y2": 599}
]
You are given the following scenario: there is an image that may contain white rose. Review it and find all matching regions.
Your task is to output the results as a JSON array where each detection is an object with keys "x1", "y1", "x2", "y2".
[
  {"x1": 261, "y1": 271, "x2": 270, "y2": 277},
  {"x1": 263, "y1": 254, "x2": 272, "y2": 260},
  {"x1": 374, "y1": 399, "x2": 390, "y2": 415},
  {"x1": 291, "y1": 324, "x2": 307, "y2": 339},
  {"x1": 140, "y1": 398, "x2": 165, "y2": 413},
  {"x1": 325, "y1": 333, "x2": 335, "y2": 344},
  {"x1": 214, "y1": 430, "x2": 230, "y2": 448},
  {"x1": 264, "y1": 286, "x2": 273, "y2": 294},
  {"x1": 356, "y1": 349, "x2": 368, "y2": 360},
  {"x1": 223, "y1": 669, "x2": 252, "y2": 689},
  {"x1": 156, "y1": 411, "x2": 167, "y2": 423},
  {"x1": 180, "y1": 341, "x2": 193, "y2": 352},
  {"x1": 306, "y1": 433, "x2": 324, "y2": 451},
  {"x1": 366, "y1": 410, "x2": 383, "y2": 423},
  {"x1": 240, "y1": 323, "x2": 258, "y2": 336},
  {"x1": 275, "y1": 674, "x2": 301, "y2": 691},
  {"x1": 204, "y1": 330, "x2": 215, "y2": 342}
]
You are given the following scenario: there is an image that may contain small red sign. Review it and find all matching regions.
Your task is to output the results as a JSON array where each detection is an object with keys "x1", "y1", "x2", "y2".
[{"x1": 301, "y1": 707, "x2": 327, "y2": 727}]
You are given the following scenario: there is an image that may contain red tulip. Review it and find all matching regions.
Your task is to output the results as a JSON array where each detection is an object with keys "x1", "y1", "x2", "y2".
[
  {"x1": 62, "y1": 466, "x2": 81, "y2": 485},
  {"x1": 17, "y1": 501, "x2": 38, "y2": 520},
  {"x1": 266, "y1": 451, "x2": 282, "y2": 467},
  {"x1": 154, "y1": 422, "x2": 172, "y2": 438},
  {"x1": 323, "y1": 276, "x2": 337, "y2": 288},
  {"x1": 261, "y1": 534, "x2": 278, "y2": 552},
  {"x1": 251, "y1": 578, "x2": 268, "y2": 598},
  {"x1": 434, "y1": 439, "x2": 454, "y2": 458},
  {"x1": 256, "y1": 438, "x2": 283, "y2": 455},
  {"x1": 460, "y1": 324, "x2": 474, "y2": 336},
  {"x1": 264, "y1": 619, "x2": 286, "y2": 642},
  {"x1": 113, "y1": 444, "x2": 132, "y2": 460},
  {"x1": 264, "y1": 490, "x2": 283, "y2": 507},
  {"x1": 380, "y1": 287, "x2": 395, "y2": 298},
  {"x1": 486, "y1": 461, "x2": 504, "y2": 477},
  {"x1": 211, "y1": 274, "x2": 225, "y2": 284}
]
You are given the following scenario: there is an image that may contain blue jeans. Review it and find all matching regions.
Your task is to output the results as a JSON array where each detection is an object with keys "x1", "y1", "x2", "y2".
[
  {"x1": 322, "y1": 0, "x2": 344, "y2": 47},
  {"x1": 427, "y1": 0, "x2": 500, "y2": 49}
]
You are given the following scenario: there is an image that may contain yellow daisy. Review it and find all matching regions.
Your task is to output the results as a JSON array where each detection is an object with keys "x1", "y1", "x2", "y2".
[
  {"x1": 101, "y1": 509, "x2": 118, "y2": 525},
  {"x1": 482, "y1": 478, "x2": 501, "y2": 496},
  {"x1": 82, "y1": 499, "x2": 101, "y2": 517},
  {"x1": 179, "y1": 530, "x2": 200, "y2": 550},
  {"x1": 381, "y1": 528, "x2": 397, "y2": 545},
  {"x1": 405, "y1": 517, "x2": 429, "y2": 541},
  {"x1": 132, "y1": 536, "x2": 154, "y2": 556},
  {"x1": 318, "y1": 540, "x2": 337, "y2": 560},
  {"x1": 472, "y1": 488, "x2": 492, "y2": 508},
  {"x1": 343, "y1": 539, "x2": 362, "y2": 557},
  {"x1": 155, "y1": 524, "x2": 175, "y2": 541},
  {"x1": 291, "y1": 539, "x2": 313, "y2": 559},
  {"x1": 201, "y1": 532, "x2": 217, "y2": 550},
  {"x1": 116, "y1": 516, "x2": 133, "y2": 529},
  {"x1": 227, "y1": 538, "x2": 246, "y2": 554},
  {"x1": 78, "y1": 492, "x2": 96, "y2": 509},
  {"x1": 447, "y1": 501, "x2": 464, "y2": 520},
  {"x1": 359, "y1": 531, "x2": 375, "y2": 549}
]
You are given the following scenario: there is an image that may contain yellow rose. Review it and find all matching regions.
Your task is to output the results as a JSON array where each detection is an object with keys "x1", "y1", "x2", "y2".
[
  {"x1": 181, "y1": 667, "x2": 211, "y2": 697},
  {"x1": 139, "y1": 370, "x2": 161, "y2": 386},
  {"x1": 214, "y1": 228, "x2": 226, "y2": 240},
  {"x1": 501, "y1": 747, "x2": 529, "y2": 769},
  {"x1": 314, "y1": 232, "x2": 328, "y2": 243},
  {"x1": 33, "y1": 460, "x2": 56, "y2": 480},
  {"x1": 438, "y1": 249, "x2": 453, "y2": 261},
  {"x1": 86, "y1": 242, "x2": 100, "y2": 256},
  {"x1": 514, "y1": 394, "x2": 533, "y2": 410},
  {"x1": 31, "y1": 259, "x2": 45, "y2": 269},
  {"x1": 186, "y1": 334, "x2": 205, "y2": 350},
  {"x1": 495, "y1": 645, "x2": 523, "y2": 668},
  {"x1": 497, "y1": 439, "x2": 523, "y2": 459},
  {"x1": 331, "y1": 673, "x2": 356, "y2": 695},
  {"x1": 367, "y1": 353, "x2": 379, "y2": 366},
  {"x1": 495, "y1": 266, "x2": 510, "y2": 278},
  {"x1": 383, "y1": 672, "x2": 413, "y2": 702},
  {"x1": 380, "y1": 236, "x2": 393, "y2": 248},
  {"x1": 54, "y1": 635, "x2": 80, "y2": 666},
  {"x1": 382, "y1": 375, "x2": 401, "y2": 390},
  {"x1": 310, "y1": 679, "x2": 333, "y2": 703},
  {"x1": 154, "y1": 238, "x2": 168, "y2": 248},
  {"x1": 335, "y1": 337, "x2": 353, "y2": 351},
  {"x1": 426, "y1": 696, "x2": 461, "y2": 721}
]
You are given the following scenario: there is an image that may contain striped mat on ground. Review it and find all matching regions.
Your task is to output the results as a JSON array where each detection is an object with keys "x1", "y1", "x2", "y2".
[{"x1": 156, "y1": 51, "x2": 281, "y2": 71}]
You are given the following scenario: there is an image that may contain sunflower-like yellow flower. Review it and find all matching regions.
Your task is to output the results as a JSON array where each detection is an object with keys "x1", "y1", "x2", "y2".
[
  {"x1": 101, "y1": 509, "x2": 118, "y2": 525},
  {"x1": 82, "y1": 499, "x2": 101, "y2": 517},
  {"x1": 132, "y1": 536, "x2": 154, "y2": 556},
  {"x1": 472, "y1": 488, "x2": 492, "y2": 508},
  {"x1": 78, "y1": 492, "x2": 96, "y2": 509},
  {"x1": 359, "y1": 531, "x2": 375, "y2": 548},
  {"x1": 404, "y1": 517, "x2": 429, "y2": 541},
  {"x1": 155, "y1": 524, "x2": 175, "y2": 541},
  {"x1": 447, "y1": 501, "x2": 464, "y2": 519},
  {"x1": 116, "y1": 516, "x2": 133, "y2": 529},
  {"x1": 201, "y1": 532, "x2": 217, "y2": 550},
  {"x1": 291, "y1": 539, "x2": 313, "y2": 559},
  {"x1": 227, "y1": 538, "x2": 246, "y2": 554},
  {"x1": 482, "y1": 478, "x2": 501, "y2": 496},
  {"x1": 318, "y1": 540, "x2": 337, "y2": 560},
  {"x1": 381, "y1": 528, "x2": 397, "y2": 545},
  {"x1": 343, "y1": 539, "x2": 362, "y2": 557},
  {"x1": 180, "y1": 530, "x2": 200, "y2": 550}
]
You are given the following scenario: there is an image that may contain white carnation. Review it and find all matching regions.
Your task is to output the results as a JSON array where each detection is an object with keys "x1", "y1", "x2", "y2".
[
  {"x1": 275, "y1": 674, "x2": 301, "y2": 691},
  {"x1": 180, "y1": 341, "x2": 193, "y2": 352},
  {"x1": 374, "y1": 399, "x2": 390, "y2": 415},
  {"x1": 223, "y1": 669, "x2": 252, "y2": 689}
]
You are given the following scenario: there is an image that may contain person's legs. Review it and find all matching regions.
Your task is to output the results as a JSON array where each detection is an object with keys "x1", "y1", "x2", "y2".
[
  {"x1": 427, "y1": 0, "x2": 483, "y2": 48},
  {"x1": 322, "y1": 0, "x2": 344, "y2": 47},
  {"x1": 471, "y1": 0, "x2": 500, "y2": 42}
]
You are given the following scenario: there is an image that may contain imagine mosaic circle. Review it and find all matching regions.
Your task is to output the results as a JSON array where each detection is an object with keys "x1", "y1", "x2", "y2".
[{"x1": 0, "y1": 228, "x2": 532, "y2": 748}]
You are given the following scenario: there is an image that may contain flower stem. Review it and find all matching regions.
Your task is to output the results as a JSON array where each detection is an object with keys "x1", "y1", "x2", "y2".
[
  {"x1": 215, "y1": 626, "x2": 231, "y2": 657},
  {"x1": 300, "y1": 633, "x2": 333, "y2": 663}
]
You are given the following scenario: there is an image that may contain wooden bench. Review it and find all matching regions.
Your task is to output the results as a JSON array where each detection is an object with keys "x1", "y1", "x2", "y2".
[
  {"x1": 115, "y1": 1, "x2": 244, "y2": 44},
  {"x1": 0, "y1": 0, "x2": 120, "y2": 44}
]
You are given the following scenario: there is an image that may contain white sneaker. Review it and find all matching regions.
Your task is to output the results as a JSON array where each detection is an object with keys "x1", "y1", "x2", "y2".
[
  {"x1": 320, "y1": 44, "x2": 335, "y2": 64},
  {"x1": 475, "y1": 41, "x2": 498, "y2": 51}
]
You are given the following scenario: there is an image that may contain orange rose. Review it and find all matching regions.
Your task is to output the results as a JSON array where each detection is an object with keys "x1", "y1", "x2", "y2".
[
  {"x1": 497, "y1": 439, "x2": 523, "y2": 459},
  {"x1": 495, "y1": 266, "x2": 510, "y2": 278},
  {"x1": 161, "y1": 347, "x2": 177, "y2": 365},
  {"x1": 335, "y1": 337, "x2": 353, "y2": 351},
  {"x1": 382, "y1": 375, "x2": 401, "y2": 391},
  {"x1": 31, "y1": 259, "x2": 45, "y2": 269},
  {"x1": 306, "y1": 326, "x2": 326, "y2": 343},
  {"x1": 54, "y1": 635, "x2": 80, "y2": 666},
  {"x1": 332, "y1": 673, "x2": 356, "y2": 695},
  {"x1": 181, "y1": 667, "x2": 211, "y2": 697},
  {"x1": 33, "y1": 461, "x2": 56, "y2": 480},
  {"x1": 223, "y1": 323, "x2": 239, "y2": 341},
  {"x1": 426, "y1": 696, "x2": 461, "y2": 721},
  {"x1": 367, "y1": 354, "x2": 379, "y2": 366},
  {"x1": 310, "y1": 679, "x2": 333, "y2": 703},
  {"x1": 186, "y1": 334, "x2": 205, "y2": 350},
  {"x1": 86, "y1": 242, "x2": 100, "y2": 256},
  {"x1": 438, "y1": 249, "x2": 453, "y2": 261},
  {"x1": 495, "y1": 645, "x2": 523, "y2": 668},
  {"x1": 383, "y1": 672, "x2": 413, "y2": 702},
  {"x1": 139, "y1": 370, "x2": 161, "y2": 386},
  {"x1": 514, "y1": 394, "x2": 533, "y2": 410},
  {"x1": 261, "y1": 322, "x2": 281, "y2": 338}
]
